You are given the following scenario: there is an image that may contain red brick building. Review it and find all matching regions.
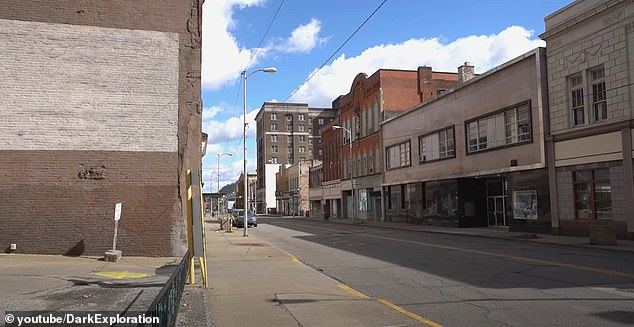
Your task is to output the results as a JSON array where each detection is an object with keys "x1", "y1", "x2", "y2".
[
  {"x1": 0, "y1": 0, "x2": 203, "y2": 256},
  {"x1": 323, "y1": 67, "x2": 460, "y2": 221}
]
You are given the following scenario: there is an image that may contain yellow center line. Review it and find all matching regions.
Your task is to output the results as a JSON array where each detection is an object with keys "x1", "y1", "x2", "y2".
[
  {"x1": 360, "y1": 233, "x2": 634, "y2": 278},
  {"x1": 338, "y1": 284, "x2": 443, "y2": 327}
]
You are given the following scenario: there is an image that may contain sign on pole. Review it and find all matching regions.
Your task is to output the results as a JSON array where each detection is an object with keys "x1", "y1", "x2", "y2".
[{"x1": 114, "y1": 203, "x2": 122, "y2": 221}]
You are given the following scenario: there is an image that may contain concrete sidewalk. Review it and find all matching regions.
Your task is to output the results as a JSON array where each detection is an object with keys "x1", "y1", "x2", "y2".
[{"x1": 203, "y1": 222, "x2": 422, "y2": 327}]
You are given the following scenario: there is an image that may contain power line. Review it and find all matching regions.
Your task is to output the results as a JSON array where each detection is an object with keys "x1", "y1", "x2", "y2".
[{"x1": 283, "y1": 0, "x2": 390, "y2": 103}]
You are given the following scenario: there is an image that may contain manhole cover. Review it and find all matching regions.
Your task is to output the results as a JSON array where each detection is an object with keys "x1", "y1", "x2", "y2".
[{"x1": 234, "y1": 243, "x2": 269, "y2": 247}]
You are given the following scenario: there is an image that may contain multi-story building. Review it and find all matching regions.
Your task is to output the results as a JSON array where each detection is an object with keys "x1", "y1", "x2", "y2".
[
  {"x1": 235, "y1": 173, "x2": 256, "y2": 211},
  {"x1": 0, "y1": 0, "x2": 202, "y2": 256},
  {"x1": 309, "y1": 162, "x2": 324, "y2": 218},
  {"x1": 382, "y1": 49, "x2": 550, "y2": 231},
  {"x1": 541, "y1": 0, "x2": 634, "y2": 238},
  {"x1": 275, "y1": 160, "x2": 313, "y2": 216},
  {"x1": 255, "y1": 102, "x2": 336, "y2": 214},
  {"x1": 329, "y1": 67, "x2": 460, "y2": 221}
]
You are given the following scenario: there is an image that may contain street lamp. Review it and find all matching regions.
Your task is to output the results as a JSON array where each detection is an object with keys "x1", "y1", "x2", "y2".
[
  {"x1": 242, "y1": 67, "x2": 276, "y2": 237},
  {"x1": 217, "y1": 152, "x2": 232, "y2": 224},
  {"x1": 333, "y1": 125, "x2": 355, "y2": 224}
]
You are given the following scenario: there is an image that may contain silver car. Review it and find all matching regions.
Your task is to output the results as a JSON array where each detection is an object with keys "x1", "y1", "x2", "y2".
[{"x1": 232, "y1": 209, "x2": 257, "y2": 228}]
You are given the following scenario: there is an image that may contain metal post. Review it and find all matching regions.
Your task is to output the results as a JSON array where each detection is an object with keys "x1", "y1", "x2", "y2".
[{"x1": 242, "y1": 70, "x2": 248, "y2": 237}]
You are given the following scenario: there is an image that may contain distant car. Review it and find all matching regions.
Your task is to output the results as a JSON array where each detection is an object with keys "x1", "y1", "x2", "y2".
[{"x1": 232, "y1": 209, "x2": 257, "y2": 228}]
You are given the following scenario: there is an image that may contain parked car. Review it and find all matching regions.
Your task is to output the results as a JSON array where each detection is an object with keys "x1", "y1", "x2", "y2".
[{"x1": 232, "y1": 209, "x2": 257, "y2": 228}]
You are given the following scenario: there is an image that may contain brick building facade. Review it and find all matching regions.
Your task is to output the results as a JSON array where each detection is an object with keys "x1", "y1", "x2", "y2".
[
  {"x1": 331, "y1": 68, "x2": 459, "y2": 221},
  {"x1": 0, "y1": 0, "x2": 203, "y2": 256}
]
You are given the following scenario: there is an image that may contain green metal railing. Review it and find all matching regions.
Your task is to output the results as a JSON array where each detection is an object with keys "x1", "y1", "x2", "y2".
[{"x1": 140, "y1": 250, "x2": 190, "y2": 327}]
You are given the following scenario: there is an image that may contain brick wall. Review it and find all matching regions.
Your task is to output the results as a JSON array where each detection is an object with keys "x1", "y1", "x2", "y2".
[{"x1": 0, "y1": 0, "x2": 201, "y2": 256}]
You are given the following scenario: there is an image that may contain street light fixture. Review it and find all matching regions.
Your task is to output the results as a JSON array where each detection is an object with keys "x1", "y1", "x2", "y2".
[
  {"x1": 242, "y1": 67, "x2": 276, "y2": 237},
  {"x1": 333, "y1": 125, "x2": 355, "y2": 224},
  {"x1": 217, "y1": 152, "x2": 232, "y2": 226}
]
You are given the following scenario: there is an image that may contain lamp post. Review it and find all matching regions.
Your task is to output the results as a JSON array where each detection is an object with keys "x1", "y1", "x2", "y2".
[
  {"x1": 217, "y1": 152, "x2": 232, "y2": 225},
  {"x1": 333, "y1": 125, "x2": 355, "y2": 224},
  {"x1": 242, "y1": 67, "x2": 276, "y2": 237}
]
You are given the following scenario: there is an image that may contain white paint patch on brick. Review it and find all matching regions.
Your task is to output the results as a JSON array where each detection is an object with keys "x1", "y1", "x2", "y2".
[{"x1": 0, "y1": 19, "x2": 179, "y2": 152}]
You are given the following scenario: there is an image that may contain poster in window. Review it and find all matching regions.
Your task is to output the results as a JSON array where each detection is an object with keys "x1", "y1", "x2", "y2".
[{"x1": 513, "y1": 190, "x2": 537, "y2": 220}]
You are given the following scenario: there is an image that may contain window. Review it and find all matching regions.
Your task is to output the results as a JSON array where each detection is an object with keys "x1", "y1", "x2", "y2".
[
  {"x1": 286, "y1": 115, "x2": 293, "y2": 121},
  {"x1": 287, "y1": 125, "x2": 293, "y2": 132},
  {"x1": 308, "y1": 138, "x2": 312, "y2": 145},
  {"x1": 271, "y1": 145, "x2": 278, "y2": 153},
  {"x1": 466, "y1": 102, "x2": 531, "y2": 154},
  {"x1": 318, "y1": 118, "x2": 324, "y2": 125},
  {"x1": 419, "y1": 126, "x2": 455, "y2": 162},
  {"x1": 271, "y1": 124, "x2": 278, "y2": 131},
  {"x1": 386, "y1": 141, "x2": 411, "y2": 170},
  {"x1": 299, "y1": 146, "x2": 305, "y2": 153},
  {"x1": 287, "y1": 135, "x2": 293, "y2": 143},
  {"x1": 271, "y1": 135, "x2": 278, "y2": 142},
  {"x1": 591, "y1": 67, "x2": 607, "y2": 122},
  {"x1": 288, "y1": 146, "x2": 293, "y2": 153},
  {"x1": 271, "y1": 157, "x2": 278, "y2": 164},
  {"x1": 298, "y1": 114, "x2": 305, "y2": 121},
  {"x1": 298, "y1": 125, "x2": 305, "y2": 132},
  {"x1": 299, "y1": 135, "x2": 306, "y2": 142},
  {"x1": 271, "y1": 113, "x2": 277, "y2": 120},
  {"x1": 574, "y1": 168, "x2": 611, "y2": 219},
  {"x1": 569, "y1": 74, "x2": 585, "y2": 126},
  {"x1": 437, "y1": 88, "x2": 447, "y2": 96},
  {"x1": 288, "y1": 157, "x2": 294, "y2": 164}
]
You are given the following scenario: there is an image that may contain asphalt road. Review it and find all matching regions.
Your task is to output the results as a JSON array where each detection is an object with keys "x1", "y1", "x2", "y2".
[{"x1": 249, "y1": 216, "x2": 634, "y2": 327}]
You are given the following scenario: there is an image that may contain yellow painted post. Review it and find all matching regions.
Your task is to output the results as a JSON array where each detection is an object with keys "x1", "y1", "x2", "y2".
[
  {"x1": 186, "y1": 170, "x2": 195, "y2": 285},
  {"x1": 199, "y1": 174, "x2": 209, "y2": 288}
]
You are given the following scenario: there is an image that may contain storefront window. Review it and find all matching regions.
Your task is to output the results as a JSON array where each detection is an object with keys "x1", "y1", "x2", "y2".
[{"x1": 574, "y1": 168, "x2": 611, "y2": 219}]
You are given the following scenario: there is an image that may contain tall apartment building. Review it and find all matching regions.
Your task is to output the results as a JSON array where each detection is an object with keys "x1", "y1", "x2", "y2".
[
  {"x1": 0, "y1": 0, "x2": 203, "y2": 256},
  {"x1": 322, "y1": 67, "x2": 460, "y2": 221},
  {"x1": 541, "y1": 0, "x2": 634, "y2": 239},
  {"x1": 255, "y1": 102, "x2": 336, "y2": 213}
]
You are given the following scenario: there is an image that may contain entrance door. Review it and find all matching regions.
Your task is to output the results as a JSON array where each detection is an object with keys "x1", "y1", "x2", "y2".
[
  {"x1": 486, "y1": 177, "x2": 507, "y2": 227},
  {"x1": 487, "y1": 196, "x2": 506, "y2": 226}
]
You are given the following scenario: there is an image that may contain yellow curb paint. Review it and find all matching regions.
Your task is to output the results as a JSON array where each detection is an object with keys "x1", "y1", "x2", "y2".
[
  {"x1": 92, "y1": 271, "x2": 148, "y2": 279},
  {"x1": 285, "y1": 251, "x2": 300, "y2": 263},
  {"x1": 377, "y1": 298, "x2": 443, "y2": 327},
  {"x1": 337, "y1": 284, "x2": 442, "y2": 326},
  {"x1": 361, "y1": 233, "x2": 634, "y2": 279},
  {"x1": 338, "y1": 284, "x2": 370, "y2": 299}
]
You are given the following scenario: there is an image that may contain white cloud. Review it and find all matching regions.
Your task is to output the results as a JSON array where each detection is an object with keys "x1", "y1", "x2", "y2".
[
  {"x1": 280, "y1": 18, "x2": 328, "y2": 53},
  {"x1": 201, "y1": 0, "x2": 266, "y2": 90},
  {"x1": 202, "y1": 106, "x2": 223, "y2": 121},
  {"x1": 289, "y1": 26, "x2": 545, "y2": 107}
]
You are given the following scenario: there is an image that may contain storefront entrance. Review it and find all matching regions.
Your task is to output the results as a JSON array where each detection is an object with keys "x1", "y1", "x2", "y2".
[{"x1": 486, "y1": 178, "x2": 508, "y2": 227}]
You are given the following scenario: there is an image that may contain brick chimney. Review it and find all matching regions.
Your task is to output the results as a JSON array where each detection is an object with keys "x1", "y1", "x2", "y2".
[{"x1": 458, "y1": 62, "x2": 475, "y2": 84}]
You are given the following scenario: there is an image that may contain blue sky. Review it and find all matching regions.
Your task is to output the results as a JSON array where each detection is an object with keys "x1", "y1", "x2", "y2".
[{"x1": 201, "y1": 0, "x2": 574, "y2": 192}]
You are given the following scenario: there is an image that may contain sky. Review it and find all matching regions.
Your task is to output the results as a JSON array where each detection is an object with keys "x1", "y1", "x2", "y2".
[{"x1": 201, "y1": 0, "x2": 574, "y2": 193}]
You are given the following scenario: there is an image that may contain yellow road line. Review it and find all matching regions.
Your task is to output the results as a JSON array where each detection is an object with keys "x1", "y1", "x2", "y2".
[
  {"x1": 338, "y1": 284, "x2": 442, "y2": 326},
  {"x1": 338, "y1": 284, "x2": 370, "y2": 299},
  {"x1": 377, "y1": 298, "x2": 444, "y2": 327},
  {"x1": 361, "y1": 233, "x2": 634, "y2": 278}
]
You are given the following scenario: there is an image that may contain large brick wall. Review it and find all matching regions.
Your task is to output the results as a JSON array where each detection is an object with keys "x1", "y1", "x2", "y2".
[{"x1": 0, "y1": 0, "x2": 202, "y2": 256}]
